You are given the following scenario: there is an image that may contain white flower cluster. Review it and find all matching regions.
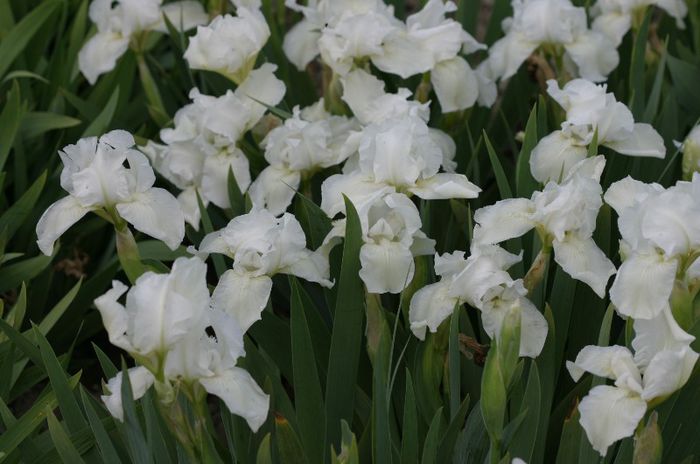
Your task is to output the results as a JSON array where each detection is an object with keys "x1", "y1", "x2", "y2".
[
  {"x1": 96, "y1": 257, "x2": 269, "y2": 431},
  {"x1": 79, "y1": 0, "x2": 208, "y2": 83},
  {"x1": 284, "y1": 0, "x2": 485, "y2": 112},
  {"x1": 317, "y1": 67, "x2": 480, "y2": 294},
  {"x1": 52, "y1": 0, "x2": 696, "y2": 448},
  {"x1": 551, "y1": 93, "x2": 699, "y2": 456},
  {"x1": 530, "y1": 79, "x2": 665, "y2": 183},
  {"x1": 37, "y1": 130, "x2": 186, "y2": 255},
  {"x1": 142, "y1": 64, "x2": 285, "y2": 228},
  {"x1": 409, "y1": 245, "x2": 548, "y2": 358},
  {"x1": 476, "y1": 0, "x2": 619, "y2": 105},
  {"x1": 184, "y1": 0, "x2": 269, "y2": 83},
  {"x1": 591, "y1": 0, "x2": 687, "y2": 47}
]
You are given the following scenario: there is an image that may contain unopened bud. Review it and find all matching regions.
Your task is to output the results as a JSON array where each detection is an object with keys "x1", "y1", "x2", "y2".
[{"x1": 680, "y1": 125, "x2": 700, "y2": 180}]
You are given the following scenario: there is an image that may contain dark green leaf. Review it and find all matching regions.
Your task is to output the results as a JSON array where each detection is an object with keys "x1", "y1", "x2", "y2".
[
  {"x1": 324, "y1": 196, "x2": 365, "y2": 452},
  {"x1": 289, "y1": 277, "x2": 325, "y2": 464}
]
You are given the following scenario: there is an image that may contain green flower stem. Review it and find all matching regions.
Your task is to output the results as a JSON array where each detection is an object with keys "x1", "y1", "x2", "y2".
[
  {"x1": 115, "y1": 226, "x2": 147, "y2": 284},
  {"x1": 157, "y1": 392, "x2": 198, "y2": 460}
]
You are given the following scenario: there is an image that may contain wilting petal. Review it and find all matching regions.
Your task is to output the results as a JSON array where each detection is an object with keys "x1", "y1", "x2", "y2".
[
  {"x1": 610, "y1": 252, "x2": 677, "y2": 319},
  {"x1": 431, "y1": 57, "x2": 478, "y2": 113},
  {"x1": 409, "y1": 173, "x2": 481, "y2": 200},
  {"x1": 199, "y1": 367, "x2": 269, "y2": 431},
  {"x1": 282, "y1": 19, "x2": 320, "y2": 71},
  {"x1": 552, "y1": 235, "x2": 616, "y2": 298},
  {"x1": 248, "y1": 165, "x2": 301, "y2": 215},
  {"x1": 94, "y1": 281, "x2": 133, "y2": 352},
  {"x1": 359, "y1": 241, "x2": 415, "y2": 294},
  {"x1": 604, "y1": 123, "x2": 666, "y2": 158},
  {"x1": 641, "y1": 346, "x2": 698, "y2": 401},
  {"x1": 472, "y1": 198, "x2": 535, "y2": 245},
  {"x1": 78, "y1": 32, "x2": 129, "y2": 84},
  {"x1": 101, "y1": 367, "x2": 155, "y2": 422},
  {"x1": 409, "y1": 282, "x2": 458, "y2": 340},
  {"x1": 36, "y1": 196, "x2": 92, "y2": 256},
  {"x1": 577, "y1": 385, "x2": 646, "y2": 456},
  {"x1": 116, "y1": 188, "x2": 185, "y2": 251},
  {"x1": 211, "y1": 270, "x2": 273, "y2": 332}
]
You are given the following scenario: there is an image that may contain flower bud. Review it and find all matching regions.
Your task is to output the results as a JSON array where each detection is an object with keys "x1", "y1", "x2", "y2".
[{"x1": 681, "y1": 125, "x2": 700, "y2": 180}]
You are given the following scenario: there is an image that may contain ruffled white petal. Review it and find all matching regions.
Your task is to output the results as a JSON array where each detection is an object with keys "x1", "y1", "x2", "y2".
[
  {"x1": 282, "y1": 19, "x2": 320, "y2": 70},
  {"x1": 211, "y1": 270, "x2": 273, "y2": 332},
  {"x1": 178, "y1": 187, "x2": 202, "y2": 230},
  {"x1": 94, "y1": 280, "x2": 133, "y2": 352},
  {"x1": 284, "y1": 249, "x2": 333, "y2": 288},
  {"x1": 408, "y1": 282, "x2": 458, "y2": 340},
  {"x1": 430, "y1": 57, "x2": 478, "y2": 113},
  {"x1": 564, "y1": 30, "x2": 619, "y2": 82},
  {"x1": 632, "y1": 307, "x2": 695, "y2": 370},
  {"x1": 518, "y1": 298, "x2": 549, "y2": 358},
  {"x1": 566, "y1": 345, "x2": 638, "y2": 382},
  {"x1": 201, "y1": 152, "x2": 251, "y2": 209},
  {"x1": 199, "y1": 367, "x2": 269, "y2": 431},
  {"x1": 116, "y1": 188, "x2": 185, "y2": 251},
  {"x1": 101, "y1": 366, "x2": 155, "y2": 422},
  {"x1": 592, "y1": 13, "x2": 631, "y2": 47},
  {"x1": 577, "y1": 385, "x2": 647, "y2": 456},
  {"x1": 409, "y1": 173, "x2": 481, "y2": 200},
  {"x1": 36, "y1": 196, "x2": 92, "y2": 256},
  {"x1": 603, "y1": 176, "x2": 662, "y2": 214},
  {"x1": 609, "y1": 252, "x2": 677, "y2": 319},
  {"x1": 359, "y1": 241, "x2": 415, "y2": 294},
  {"x1": 472, "y1": 198, "x2": 535, "y2": 245},
  {"x1": 552, "y1": 235, "x2": 615, "y2": 298},
  {"x1": 529, "y1": 131, "x2": 587, "y2": 184},
  {"x1": 604, "y1": 123, "x2": 666, "y2": 158},
  {"x1": 127, "y1": 257, "x2": 209, "y2": 353},
  {"x1": 320, "y1": 173, "x2": 394, "y2": 218},
  {"x1": 78, "y1": 32, "x2": 129, "y2": 85},
  {"x1": 248, "y1": 165, "x2": 301, "y2": 215},
  {"x1": 641, "y1": 347, "x2": 698, "y2": 401}
]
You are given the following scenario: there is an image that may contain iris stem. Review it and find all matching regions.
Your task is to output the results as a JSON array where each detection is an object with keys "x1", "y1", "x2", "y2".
[{"x1": 115, "y1": 227, "x2": 147, "y2": 284}]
